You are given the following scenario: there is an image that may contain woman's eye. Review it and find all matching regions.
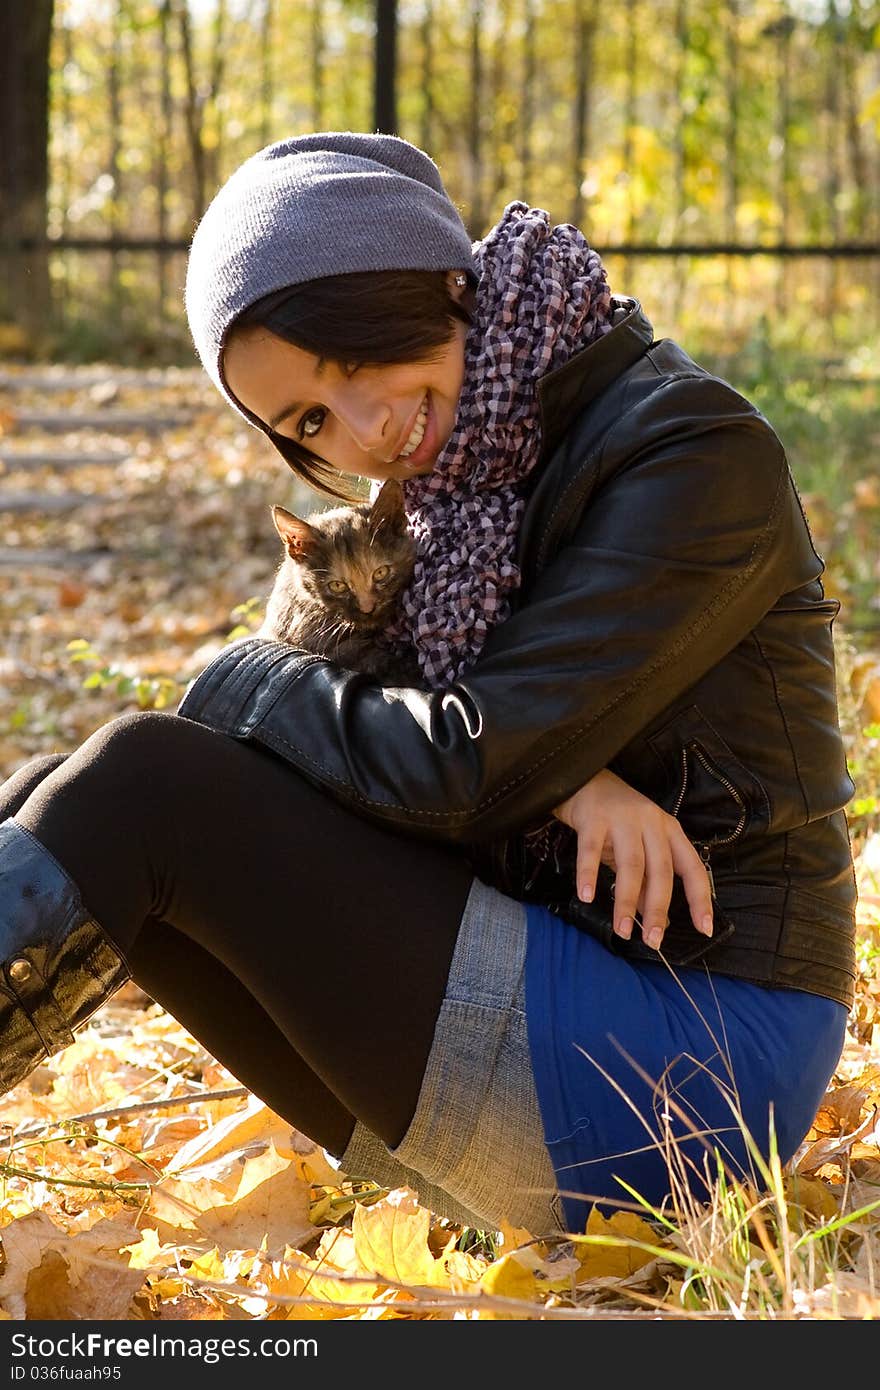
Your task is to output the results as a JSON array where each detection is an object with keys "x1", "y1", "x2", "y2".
[
  {"x1": 298, "y1": 408, "x2": 326, "y2": 440},
  {"x1": 372, "y1": 564, "x2": 392, "y2": 584},
  {"x1": 327, "y1": 579, "x2": 349, "y2": 595}
]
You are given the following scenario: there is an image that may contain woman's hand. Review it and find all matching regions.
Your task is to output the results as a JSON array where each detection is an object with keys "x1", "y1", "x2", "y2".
[{"x1": 553, "y1": 769, "x2": 714, "y2": 950}]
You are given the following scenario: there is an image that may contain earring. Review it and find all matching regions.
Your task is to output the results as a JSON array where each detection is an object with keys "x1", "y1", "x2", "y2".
[{"x1": 454, "y1": 274, "x2": 466, "y2": 287}]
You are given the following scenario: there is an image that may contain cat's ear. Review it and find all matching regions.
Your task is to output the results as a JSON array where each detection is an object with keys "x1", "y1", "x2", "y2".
[
  {"x1": 272, "y1": 505, "x2": 316, "y2": 559},
  {"x1": 369, "y1": 478, "x2": 406, "y2": 534}
]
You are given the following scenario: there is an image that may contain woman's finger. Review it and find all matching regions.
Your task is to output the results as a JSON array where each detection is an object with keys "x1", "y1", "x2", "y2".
[
  {"x1": 574, "y1": 823, "x2": 606, "y2": 904},
  {"x1": 639, "y1": 832, "x2": 675, "y2": 950},
  {"x1": 670, "y1": 825, "x2": 714, "y2": 936},
  {"x1": 609, "y1": 836, "x2": 645, "y2": 940}
]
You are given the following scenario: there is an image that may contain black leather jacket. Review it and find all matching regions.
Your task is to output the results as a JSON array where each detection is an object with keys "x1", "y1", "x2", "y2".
[{"x1": 178, "y1": 298, "x2": 858, "y2": 1008}]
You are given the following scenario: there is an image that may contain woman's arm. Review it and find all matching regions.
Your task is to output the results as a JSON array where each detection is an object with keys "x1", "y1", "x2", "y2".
[{"x1": 178, "y1": 376, "x2": 818, "y2": 841}]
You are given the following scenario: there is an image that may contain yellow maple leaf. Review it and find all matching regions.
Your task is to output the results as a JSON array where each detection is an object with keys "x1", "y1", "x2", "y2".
[
  {"x1": 308, "y1": 1192, "x2": 334, "y2": 1226},
  {"x1": 784, "y1": 1174, "x2": 841, "y2": 1224},
  {"x1": 442, "y1": 1248, "x2": 486, "y2": 1292},
  {"x1": 187, "y1": 1247, "x2": 226, "y2": 1282},
  {"x1": 352, "y1": 1188, "x2": 447, "y2": 1289},
  {"x1": 169, "y1": 1095, "x2": 303, "y2": 1172},
  {"x1": 124, "y1": 1227, "x2": 175, "y2": 1271},
  {"x1": 148, "y1": 1276, "x2": 189, "y2": 1300},
  {"x1": 250, "y1": 1245, "x2": 308, "y2": 1304},
  {"x1": 292, "y1": 1229, "x2": 385, "y2": 1310},
  {"x1": 0, "y1": 1211, "x2": 145, "y2": 1320},
  {"x1": 477, "y1": 1250, "x2": 541, "y2": 1319},
  {"x1": 573, "y1": 1207, "x2": 659, "y2": 1282},
  {"x1": 149, "y1": 1140, "x2": 314, "y2": 1254},
  {"x1": 497, "y1": 1218, "x2": 536, "y2": 1251}
]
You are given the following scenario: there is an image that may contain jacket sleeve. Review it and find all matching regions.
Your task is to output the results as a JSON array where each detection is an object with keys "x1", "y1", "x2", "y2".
[{"x1": 176, "y1": 375, "x2": 820, "y2": 842}]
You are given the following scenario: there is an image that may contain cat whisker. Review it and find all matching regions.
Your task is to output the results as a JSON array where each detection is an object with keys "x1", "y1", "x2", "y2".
[{"x1": 316, "y1": 618, "x2": 355, "y2": 644}]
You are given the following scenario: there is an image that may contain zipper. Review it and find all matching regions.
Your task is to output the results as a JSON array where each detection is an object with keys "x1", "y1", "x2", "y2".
[
  {"x1": 671, "y1": 741, "x2": 748, "y2": 895},
  {"x1": 700, "y1": 842, "x2": 716, "y2": 900},
  {"x1": 671, "y1": 746, "x2": 689, "y2": 820},
  {"x1": 690, "y1": 744, "x2": 747, "y2": 846}
]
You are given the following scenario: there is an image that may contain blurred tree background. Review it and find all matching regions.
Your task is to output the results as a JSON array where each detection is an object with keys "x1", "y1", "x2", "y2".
[{"x1": 0, "y1": 0, "x2": 877, "y2": 363}]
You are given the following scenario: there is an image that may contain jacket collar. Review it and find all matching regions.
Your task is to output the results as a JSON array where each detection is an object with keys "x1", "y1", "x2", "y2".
[{"x1": 536, "y1": 296, "x2": 654, "y2": 463}]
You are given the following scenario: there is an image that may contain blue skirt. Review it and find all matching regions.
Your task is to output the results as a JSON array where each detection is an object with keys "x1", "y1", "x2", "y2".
[{"x1": 524, "y1": 903, "x2": 847, "y2": 1232}]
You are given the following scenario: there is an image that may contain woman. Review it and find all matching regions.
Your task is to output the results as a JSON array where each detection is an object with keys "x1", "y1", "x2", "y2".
[{"x1": 0, "y1": 132, "x2": 857, "y2": 1237}]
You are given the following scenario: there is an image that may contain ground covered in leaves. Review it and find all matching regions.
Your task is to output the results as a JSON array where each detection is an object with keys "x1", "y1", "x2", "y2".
[{"x1": 0, "y1": 364, "x2": 879, "y2": 1320}]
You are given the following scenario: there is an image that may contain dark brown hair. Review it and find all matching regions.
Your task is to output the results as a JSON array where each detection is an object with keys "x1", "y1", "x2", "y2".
[{"x1": 223, "y1": 269, "x2": 474, "y2": 500}]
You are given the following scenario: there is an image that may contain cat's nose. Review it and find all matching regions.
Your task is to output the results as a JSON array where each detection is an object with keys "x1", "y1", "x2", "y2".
[{"x1": 358, "y1": 598, "x2": 376, "y2": 614}]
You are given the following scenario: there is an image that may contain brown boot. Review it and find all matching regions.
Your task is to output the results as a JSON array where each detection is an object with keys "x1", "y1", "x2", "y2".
[{"x1": 0, "y1": 819, "x2": 130, "y2": 1094}]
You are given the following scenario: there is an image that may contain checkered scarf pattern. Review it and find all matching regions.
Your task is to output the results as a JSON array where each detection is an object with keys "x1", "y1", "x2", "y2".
[{"x1": 386, "y1": 201, "x2": 613, "y2": 687}]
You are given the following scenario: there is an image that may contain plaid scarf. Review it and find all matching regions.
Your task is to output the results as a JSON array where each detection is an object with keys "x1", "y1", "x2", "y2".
[{"x1": 385, "y1": 200, "x2": 613, "y2": 687}]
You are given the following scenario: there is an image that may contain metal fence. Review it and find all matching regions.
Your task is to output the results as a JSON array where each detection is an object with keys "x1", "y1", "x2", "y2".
[{"x1": 8, "y1": 0, "x2": 880, "y2": 357}]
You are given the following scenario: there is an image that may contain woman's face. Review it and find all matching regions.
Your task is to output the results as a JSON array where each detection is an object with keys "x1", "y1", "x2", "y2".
[{"x1": 222, "y1": 270, "x2": 472, "y2": 485}]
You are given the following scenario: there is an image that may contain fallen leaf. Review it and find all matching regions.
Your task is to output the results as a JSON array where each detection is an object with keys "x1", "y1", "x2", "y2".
[
  {"x1": 293, "y1": 1228, "x2": 385, "y2": 1311},
  {"x1": 497, "y1": 1218, "x2": 535, "y2": 1251},
  {"x1": 797, "y1": 1107, "x2": 880, "y2": 1175},
  {"x1": 352, "y1": 1188, "x2": 445, "y2": 1288},
  {"x1": 442, "y1": 1248, "x2": 486, "y2": 1291},
  {"x1": 573, "y1": 1208, "x2": 659, "y2": 1282},
  {"x1": 58, "y1": 579, "x2": 87, "y2": 608},
  {"x1": 168, "y1": 1095, "x2": 302, "y2": 1171},
  {"x1": 149, "y1": 1140, "x2": 314, "y2": 1254},
  {"x1": 478, "y1": 1249, "x2": 540, "y2": 1318},
  {"x1": 154, "y1": 1295, "x2": 228, "y2": 1320},
  {"x1": 784, "y1": 1173, "x2": 841, "y2": 1223},
  {"x1": 0, "y1": 1211, "x2": 144, "y2": 1319}
]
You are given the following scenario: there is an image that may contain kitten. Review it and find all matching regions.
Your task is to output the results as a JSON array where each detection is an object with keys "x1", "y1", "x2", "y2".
[{"x1": 259, "y1": 478, "x2": 421, "y2": 683}]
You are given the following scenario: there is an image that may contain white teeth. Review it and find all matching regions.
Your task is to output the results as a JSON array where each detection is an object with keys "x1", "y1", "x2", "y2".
[{"x1": 399, "y1": 397, "x2": 428, "y2": 458}]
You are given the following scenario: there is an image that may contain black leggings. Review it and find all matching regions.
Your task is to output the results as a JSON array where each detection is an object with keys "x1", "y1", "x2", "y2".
[{"x1": 0, "y1": 713, "x2": 474, "y2": 1156}]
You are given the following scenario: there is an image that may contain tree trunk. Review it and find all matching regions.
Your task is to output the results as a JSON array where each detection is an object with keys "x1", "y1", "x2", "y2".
[
  {"x1": 622, "y1": 0, "x2": 638, "y2": 245},
  {"x1": 724, "y1": 0, "x2": 739, "y2": 243},
  {"x1": 418, "y1": 0, "x2": 434, "y2": 154},
  {"x1": 311, "y1": 0, "x2": 325, "y2": 133},
  {"x1": 468, "y1": 0, "x2": 484, "y2": 233},
  {"x1": 207, "y1": 0, "x2": 227, "y2": 189},
  {"x1": 155, "y1": 0, "x2": 173, "y2": 320},
  {"x1": 571, "y1": 0, "x2": 597, "y2": 228},
  {"x1": 488, "y1": 0, "x2": 513, "y2": 209},
  {"x1": 823, "y1": 0, "x2": 843, "y2": 328},
  {"x1": 374, "y1": 0, "x2": 397, "y2": 135},
  {"x1": 672, "y1": 0, "x2": 689, "y2": 318},
  {"x1": 176, "y1": 0, "x2": 206, "y2": 229},
  {"x1": 773, "y1": 15, "x2": 793, "y2": 316},
  {"x1": 108, "y1": 0, "x2": 124, "y2": 309},
  {"x1": 260, "y1": 0, "x2": 274, "y2": 146},
  {"x1": 520, "y1": 0, "x2": 536, "y2": 199},
  {"x1": 0, "y1": 0, "x2": 55, "y2": 340}
]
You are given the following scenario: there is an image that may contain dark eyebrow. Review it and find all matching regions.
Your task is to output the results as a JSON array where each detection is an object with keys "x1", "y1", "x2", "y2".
[{"x1": 268, "y1": 356, "x2": 327, "y2": 430}]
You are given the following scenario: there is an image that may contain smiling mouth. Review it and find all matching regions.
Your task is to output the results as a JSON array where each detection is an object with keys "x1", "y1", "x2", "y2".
[{"x1": 396, "y1": 394, "x2": 429, "y2": 460}]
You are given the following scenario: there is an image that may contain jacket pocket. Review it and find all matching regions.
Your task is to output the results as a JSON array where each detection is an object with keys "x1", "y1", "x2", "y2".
[{"x1": 647, "y1": 705, "x2": 770, "y2": 854}]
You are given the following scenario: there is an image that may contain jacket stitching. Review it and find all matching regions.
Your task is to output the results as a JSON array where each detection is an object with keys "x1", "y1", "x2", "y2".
[{"x1": 750, "y1": 630, "x2": 810, "y2": 826}]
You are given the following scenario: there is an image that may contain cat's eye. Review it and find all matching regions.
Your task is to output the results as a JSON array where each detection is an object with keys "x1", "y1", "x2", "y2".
[
  {"x1": 372, "y1": 564, "x2": 392, "y2": 584},
  {"x1": 298, "y1": 407, "x2": 326, "y2": 441},
  {"x1": 327, "y1": 579, "x2": 349, "y2": 595}
]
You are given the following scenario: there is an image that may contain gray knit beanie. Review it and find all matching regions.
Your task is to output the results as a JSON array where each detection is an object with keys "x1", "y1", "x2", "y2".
[{"x1": 185, "y1": 131, "x2": 478, "y2": 415}]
